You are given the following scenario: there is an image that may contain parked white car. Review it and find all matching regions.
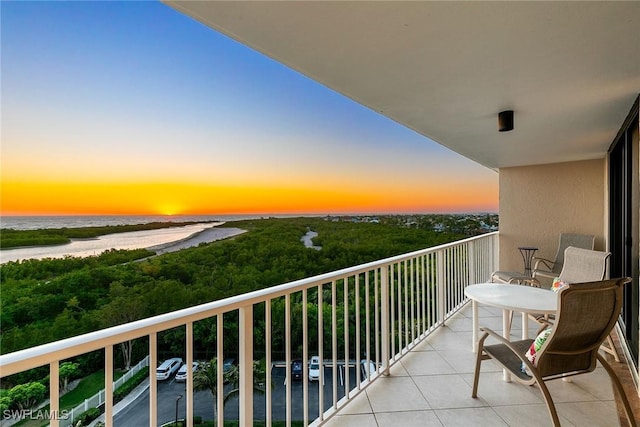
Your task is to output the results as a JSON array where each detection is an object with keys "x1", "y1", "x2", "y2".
[
  {"x1": 156, "y1": 357, "x2": 183, "y2": 381},
  {"x1": 360, "y1": 359, "x2": 377, "y2": 379},
  {"x1": 175, "y1": 361, "x2": 199, "y2": 382},
  {"x1": 308, "y1": 356, "x2": 320, "y2": 381}
]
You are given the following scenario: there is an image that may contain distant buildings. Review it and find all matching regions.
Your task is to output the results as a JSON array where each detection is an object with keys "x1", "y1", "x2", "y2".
[{"x1": 324, "y1": 213, "x2": 498, "y2": 236}]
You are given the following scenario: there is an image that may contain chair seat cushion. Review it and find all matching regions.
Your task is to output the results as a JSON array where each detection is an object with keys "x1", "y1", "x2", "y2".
[
  {"x1": 523, "y1": 329, "x2": 552, "y2": 374},
  {"x1": 551, "y1": 277, "x2": 569, "y2": 292}
]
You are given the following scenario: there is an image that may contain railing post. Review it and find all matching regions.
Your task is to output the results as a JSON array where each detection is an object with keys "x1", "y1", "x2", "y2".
[
  {"x1": 105, "y1": 345, "x2": 113, "y2": 427},
  {"x1": 216, "y1": 314, "x2": 224, "y2": 427},
  {"x1": 186, "y1": 322, "x2": 194, "y2": 427},
  {"x1": 149, "y1": 332, "x2": 157, "y2": 427},
  {"x1": 343, "y1": 277, "x2": 349, "y2": 398},
  {"x1": 239, "y1": 304, "x2": 254, "y2": 426},
  {"x1": 49, "y1": 361, "x2": 59, "y2": 427},
  {"x1": 317, "y1": 285, "x2": 324, "y2": 421},
  {"x1": 493, "y1": 232, "x2": 500, "y2": 274},
  {"x1": 436, "y1": 250, "x2": 445, "y2": 325},
  {"x1": 468, "y1": 240, "x2": 476, "y2": 286},
  {"x1": 355, "y1": 274, "x2": 361, "y2": 388},
  {"x1": 302, "y1": 289, "x2": 309, "y2": 426},
  {"x1": 331, "y1": 280, "x2": 337, "y2": 408},
  {"x1": 380, "y1": 266, "x2": 390, "y2": 375},
  {"x1": 285, "y1": 293, "x2": 292, "y2": 425}
]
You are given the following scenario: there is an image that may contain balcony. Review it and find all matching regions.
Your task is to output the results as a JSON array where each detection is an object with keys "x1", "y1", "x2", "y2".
[
  {"x1": 1, "y1": 231, "x2": 637, "y2": 426},
  {"x1": 321, "y1": 304, "x2": 632, "y2": 427}
]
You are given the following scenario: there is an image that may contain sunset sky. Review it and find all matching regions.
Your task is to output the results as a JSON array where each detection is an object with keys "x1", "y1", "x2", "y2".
[{"x1": 1, "y1": 1, "x2": 498, "y2": 217}]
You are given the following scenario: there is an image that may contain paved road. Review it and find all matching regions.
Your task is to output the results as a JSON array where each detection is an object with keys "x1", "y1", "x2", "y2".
[{"x1": 113, "y1": 364, "x2": 367, "y2": 426}]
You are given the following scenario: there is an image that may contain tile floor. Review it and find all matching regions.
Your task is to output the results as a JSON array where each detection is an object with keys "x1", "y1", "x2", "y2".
[{"x1": 322, "y1": 303, "x2": 627, "y2": 427}]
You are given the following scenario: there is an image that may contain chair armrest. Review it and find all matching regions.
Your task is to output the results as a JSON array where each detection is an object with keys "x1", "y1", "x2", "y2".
[
  {"x1": 480, "y1": 326, "x2": 519, "y2": 348},
  {"x1": 520, "y1": 278, "x2": 542, "y2": 287},
  {"x1": 533, "y1": 269, "x2": 557, "y2": 280},
  {"x1": 478, "y1": 327, "x2": 538, "y2": 377},
  {"x1": 532, "y1": 257, "x2": 554, "y2": 271}
]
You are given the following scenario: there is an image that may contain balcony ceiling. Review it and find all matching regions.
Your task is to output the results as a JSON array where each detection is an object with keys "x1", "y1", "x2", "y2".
[{"x1": 164, "y1": 1, "x2": 640, "y2": 170}]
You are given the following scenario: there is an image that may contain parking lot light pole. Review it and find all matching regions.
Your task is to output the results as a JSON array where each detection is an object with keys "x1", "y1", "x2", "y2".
[{"x1": 175, "y1": 394, "x2": 183, "y2": 427}]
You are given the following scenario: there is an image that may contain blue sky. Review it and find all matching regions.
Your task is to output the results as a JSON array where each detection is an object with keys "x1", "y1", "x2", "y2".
[{"x1": 1, "y1": 1, "x2": 498, "y2": 215}]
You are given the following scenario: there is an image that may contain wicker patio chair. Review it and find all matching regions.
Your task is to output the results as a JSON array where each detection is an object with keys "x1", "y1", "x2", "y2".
[
  {"x1": 532, "y1": 233, "x2": 595, "y2": 281},
  {"x1": 472, "y1": 278, "x2": 636, "y2": 427}
]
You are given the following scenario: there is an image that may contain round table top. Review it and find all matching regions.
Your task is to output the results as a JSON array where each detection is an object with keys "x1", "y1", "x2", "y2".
[{"x1": 465, "y1": 283, "x2": 557, "y2": 314}]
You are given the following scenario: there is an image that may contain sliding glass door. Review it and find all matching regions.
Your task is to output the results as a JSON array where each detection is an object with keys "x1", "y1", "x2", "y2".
[{"x1": 608, "y1": 95, "x2": 639, "y2": 363}]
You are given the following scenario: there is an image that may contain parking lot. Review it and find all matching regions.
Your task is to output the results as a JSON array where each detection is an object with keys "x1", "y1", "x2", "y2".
[{"x1": 113, "y1": 360, "x2": 373, "y2": 426}]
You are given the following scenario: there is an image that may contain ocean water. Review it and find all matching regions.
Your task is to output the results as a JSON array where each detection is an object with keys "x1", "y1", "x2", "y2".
[{"x1": 0, "y1": 214, "x2": 277, "y2": 230}]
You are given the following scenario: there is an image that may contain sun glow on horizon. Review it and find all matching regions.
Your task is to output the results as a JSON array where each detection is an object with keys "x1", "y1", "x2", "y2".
[{"x1": 0, "y1": 178, "x2": 498, "y2": 217}]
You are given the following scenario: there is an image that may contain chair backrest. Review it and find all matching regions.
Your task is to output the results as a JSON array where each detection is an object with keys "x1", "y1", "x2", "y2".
[
  {"x1": 550, "y1": 233, "x2": 595, "y2": 274},
  {"x1": 558, "y1": 247, "x2": 610, "y2": 283},
  {"x1": 535, "y1": 277, "x2": 629, "y2": 379}
]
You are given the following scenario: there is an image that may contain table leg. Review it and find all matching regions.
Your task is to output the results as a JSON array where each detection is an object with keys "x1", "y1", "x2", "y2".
[
  {"x1": 472, "y1": 300, "x2": 478, "y2": 353},
  {"x1": 502, "y1": 309, "x2": 512, "y2": 382},
  {"x1": 518, "y1": 247, "x2": 538, "y2": 277},
  {"x1": 522, "y1": 312, "x2": 529, "y2": 339}
]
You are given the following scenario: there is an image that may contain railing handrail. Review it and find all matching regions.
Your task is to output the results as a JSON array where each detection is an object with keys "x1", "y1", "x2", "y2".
[{"x1": 0, "y1": 231, "x2": 497, "y2": 377}]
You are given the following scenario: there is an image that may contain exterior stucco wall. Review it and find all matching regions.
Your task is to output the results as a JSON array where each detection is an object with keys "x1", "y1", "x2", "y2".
[{"x1": 498, "y1": 159, "x2": 606, "y2": 281}]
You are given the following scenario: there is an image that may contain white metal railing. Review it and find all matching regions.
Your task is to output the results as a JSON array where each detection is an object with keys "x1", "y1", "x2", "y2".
[
  {"x1": 0, "y1": 232, "x2": 498, "y2": 427},
  {"x1": 66, "y1": 356, "x2": 150, "y2": 426}
]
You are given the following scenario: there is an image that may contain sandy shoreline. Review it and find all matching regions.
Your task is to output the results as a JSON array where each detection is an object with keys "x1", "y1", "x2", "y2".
[
  {"x1": 148, "y1": 226, "x2": 247, "y2": 254},
  {"x1": 0, "y1": 224, "x2": 248, "y2": 264}
]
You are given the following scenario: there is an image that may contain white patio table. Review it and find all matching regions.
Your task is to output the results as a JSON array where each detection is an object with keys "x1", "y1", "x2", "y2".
[{"x1": 464, "y1": 283, "x2": 557, "y2": 381}]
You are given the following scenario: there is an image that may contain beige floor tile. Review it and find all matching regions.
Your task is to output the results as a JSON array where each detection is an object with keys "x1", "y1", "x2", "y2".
[
  {"x1": 322, "y1": 413, "x2": 377, "y2": 427},
  {"x1": 337, "y1": 390, "x2": 372, "y2": 415},
  {"x1": 567, "y1": 366, "x2": 615, "y2": 401},
  {"x1": 365, "y1": 376, "x2": 431, "y2": 412},
  {"x1": 424, "y1": 328, "x2": 473, "y2": 352},
  {"x1": 491, "y1": 403, "x2": 576, "y2": 427},
  {"x1": 412, "y1": 338, "x2": 435, "y2": 351},
  {"x1": 527, "y1": 376, "x2": 602, "y2": 403},
  {"x1": 477, "y1": 305, "x2": 504, "y2": 318},
  {"x1": 437, "y1": 348, "x2": 495, "y2": 375},
  {"x1": 388, "y1": 360, "x2": 410, "y2": 376},
  {"x1": 400, "y1": 349, "x2": 456, "y2": 376},
  {"x1": 443, "y1": 316, "x2": 473, "y2": 332},
  {"x1": 375, "y1": 410, "x2": 443, "y2": 426},
  {"x1": 460, "y1": 371, "x2": 542, "y2": 406},
  {"x1": 413, "y1": 374, "x2": 489, "y2": 409},
  {"x1": 555, "y1": 401, "x2": 621, "y2": 426},
  {"x1": 475, "y1": 315, "x2": 508, "y2": 332},
  {"x1": 458, "y1": 301, "x2": 502, "y2": 318},
  {"x1": 434, "y1": 407, "x2": 508, "y2": 426}
]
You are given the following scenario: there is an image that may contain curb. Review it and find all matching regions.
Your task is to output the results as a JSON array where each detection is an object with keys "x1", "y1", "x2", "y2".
[{"x1": 88, "y1": 378, "x2": 150, "y2": 427}]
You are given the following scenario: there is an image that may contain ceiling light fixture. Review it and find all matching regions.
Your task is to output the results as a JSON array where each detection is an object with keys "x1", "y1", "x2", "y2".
[{"x1": 498, "y1": 110, "x2": 514, "y2": 132}]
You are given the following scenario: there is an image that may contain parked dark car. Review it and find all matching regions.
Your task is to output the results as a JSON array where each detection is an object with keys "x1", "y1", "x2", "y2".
[
  {"x1": 223, "y1": 358, "x2": 236, "y2": 373},
  {"x1": 291, "y1": 359, "x2": 303, "y2": 380}
]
